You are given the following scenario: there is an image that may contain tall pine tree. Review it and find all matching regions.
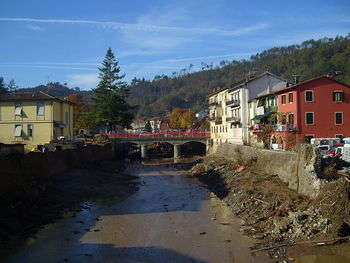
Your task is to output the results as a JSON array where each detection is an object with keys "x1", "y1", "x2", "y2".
[
  {"x1": 91, "y1": 48, "x2": 134, "y2": 131},
  {"x1": 0, "y1": 77, "x2": 8, "y2": 94}
]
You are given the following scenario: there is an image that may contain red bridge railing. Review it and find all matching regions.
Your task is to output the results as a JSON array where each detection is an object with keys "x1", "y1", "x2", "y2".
[{"x1": 103, "y1": 131, "x2": 210, "y2": 139}]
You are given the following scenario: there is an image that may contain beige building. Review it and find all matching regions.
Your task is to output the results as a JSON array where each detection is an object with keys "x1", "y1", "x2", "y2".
[
  {"x1": 208, "y1": 72, "x2": 287, "y2": 149},
  {"x1": 0, "y1": 91, "x2": 74, "y2": 147}
]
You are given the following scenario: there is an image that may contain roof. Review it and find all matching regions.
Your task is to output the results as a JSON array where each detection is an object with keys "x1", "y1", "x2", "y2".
[
  {"x1": 273, "y1": 75, "x2": 350, "y2": 95},
  {"x1": 207, "y1": 72, "x2": 288, "y2": 97},
  {"x1": 229, "y1": 71, "x2": 289, "y2": 92},
  {"x1": 0, "y1": 91, "x2": 74, "y2": 104}
]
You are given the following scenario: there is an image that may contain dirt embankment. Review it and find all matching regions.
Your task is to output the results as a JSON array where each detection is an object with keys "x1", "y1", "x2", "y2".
[
  {"x1": 189, "y1": 155, "x2": 350, "y2": 259},
  {"x1": 0, "y1": 157, "x2": 139, "y2": 255}
]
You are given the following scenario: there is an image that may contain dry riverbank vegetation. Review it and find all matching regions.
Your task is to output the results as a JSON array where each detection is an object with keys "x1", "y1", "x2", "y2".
[{"x1": 189, "y1": 156, "x2": 350, "y2": 259}]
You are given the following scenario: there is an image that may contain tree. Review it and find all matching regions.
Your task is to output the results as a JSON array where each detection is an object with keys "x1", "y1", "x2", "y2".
[
  {"x1": 144, "y1": 121, "x2": 152, "y2": 132},
  {"x1": 90, "y1": 48, "x2": 134, "y2": 131},
  {"x1": 0, "y1": 77, "x2": 8, "y2": 94},
  {"x1": 7, "y1": 79, "x2": 17, "y2": 92},
  {"x1": 68, "y1": 93, "x2": 91, "y2": 133},
  {"x1": 169, "y1": 108, "x2": 197, "y2": 130}
]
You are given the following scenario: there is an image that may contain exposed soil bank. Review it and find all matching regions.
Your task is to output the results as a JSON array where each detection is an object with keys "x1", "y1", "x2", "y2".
[
  {"x1": 0, "y1": 160, "x2": 139, "y2": 257},
  {"x1": 189, "y1": 155, "x2": 350, "y2": 261},
  {"x1": 2, "y1": 162, "x2": 272, "y2": 263}
]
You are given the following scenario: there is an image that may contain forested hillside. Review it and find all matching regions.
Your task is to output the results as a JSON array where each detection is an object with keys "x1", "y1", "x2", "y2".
[
  {"x1": 18, "y1": 82, "x2": 92, "y2": 98},
  {"x1": 128, "y1": 35, "x2": 350, "y2": 118}
]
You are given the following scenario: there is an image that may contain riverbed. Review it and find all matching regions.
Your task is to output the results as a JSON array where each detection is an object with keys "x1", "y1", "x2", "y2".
[{"x1": 3, "y1": 161, "x2": 272, "y2": 263}]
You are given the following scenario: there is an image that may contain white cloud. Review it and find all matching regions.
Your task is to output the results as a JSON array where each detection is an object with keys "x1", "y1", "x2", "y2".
[
  {"x1": 68, "y1": 73, "x2": 98, "y2": 89},
  {"x1": 0, "y1": 17, "x2": 268, "y2": 37}
]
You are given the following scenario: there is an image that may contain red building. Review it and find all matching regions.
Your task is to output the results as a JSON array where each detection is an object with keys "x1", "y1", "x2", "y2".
[{"x1": 274, "y1": 75, "x2": 350, "y2": 148}]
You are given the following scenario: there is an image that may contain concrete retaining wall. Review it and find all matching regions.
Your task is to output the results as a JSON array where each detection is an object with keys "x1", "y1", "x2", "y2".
[{"x1": 211, "y1": 143, "x2": 322, "y2": 198}]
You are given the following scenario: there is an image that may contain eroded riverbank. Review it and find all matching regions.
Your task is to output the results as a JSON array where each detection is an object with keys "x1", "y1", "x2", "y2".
[{"x1": 2, "y1": 161, "x2": 272, "y2": 263}]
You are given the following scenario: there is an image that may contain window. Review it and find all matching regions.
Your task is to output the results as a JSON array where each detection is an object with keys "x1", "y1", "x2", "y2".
[
  {"x1": 305, "y1": 91, "x2": 313, "y2": 102},
  {"x1": 28, "y1": 124, "x2": 33, "y2": 137},
  {"x1": 14, "y1": 124, "x2": 22, "y2": 137},
  {"x1": 288, "y1": 93, "x2": 293, "y2": 103},
  {"x1": 37, "y1": 102, "x2": 45, "y2": 115},
  {"x1": 335, "y1": 112, "x2": 343, "y2": 125},
  {"x1": 288, "y1": 114, "x2": 294, "y2": 125},
  {"x1": 333, "y1": 91, "x2": 344, "y2": 102},
  {"x1": 281, "y1": 95, "x2": 286, "y2": 104},
  {"x1": 14, "y1": 103, "x2": 22, "y2": 116},
  {"x1": 305, "y1": 112, "x2": 314, "y2": 125}
]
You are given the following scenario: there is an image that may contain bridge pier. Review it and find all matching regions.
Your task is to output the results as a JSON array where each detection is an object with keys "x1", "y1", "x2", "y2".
[
  {"x1": 173, "y1": 144, "x2": 181, "y2": 159},
  {"x1": 140, "y1": 144, "x2": 147, "y2": 159}
]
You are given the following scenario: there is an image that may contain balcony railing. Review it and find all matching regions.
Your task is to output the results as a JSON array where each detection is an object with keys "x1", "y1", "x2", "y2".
[
  {"x1": 249, "y1": 124, "x2": 298, "y2": 132},
  {"x1": 226, "y1": 117, "x2": 241, "y2": 123},
  {"x1": 226, "y1": 99, "x2": 240, "y2": 107}
]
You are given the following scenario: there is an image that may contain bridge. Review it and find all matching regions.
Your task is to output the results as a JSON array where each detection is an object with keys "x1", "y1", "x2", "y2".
[{"x1": 107, "y1": 131, "x2": 210, "y2": 159}]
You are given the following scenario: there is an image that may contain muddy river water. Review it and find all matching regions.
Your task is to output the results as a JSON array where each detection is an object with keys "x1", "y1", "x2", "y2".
[
  {"x1": 4, "y1": 162, "x2": 276, "y2": 263},
  {"x1": 5, "y1": 161, "x2": 350, "y2": 263}
]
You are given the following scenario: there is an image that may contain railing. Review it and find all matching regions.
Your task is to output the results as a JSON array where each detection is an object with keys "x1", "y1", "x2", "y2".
[
  {"x1": 226, "y1": 117, "x2": 241, "y2": 123},
  {"x1": 104, "y1": 130, "x2": 211, "y2": 139},
  {"x1": 226, "y1": 100, "x2": 240, "y2": 107},
  {"x1": 249, "y1": 124, "x2": 298, "y2": 132}
]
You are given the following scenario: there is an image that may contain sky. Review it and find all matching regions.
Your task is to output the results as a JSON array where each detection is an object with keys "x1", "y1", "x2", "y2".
[{"x1": 0, "y1": 0, "x2": 349, "y2": 90}]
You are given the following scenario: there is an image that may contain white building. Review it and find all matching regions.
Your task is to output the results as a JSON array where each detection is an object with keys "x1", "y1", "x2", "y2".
[{"x1": 208, "y1": 72, "x2": 287, "y2": 149}]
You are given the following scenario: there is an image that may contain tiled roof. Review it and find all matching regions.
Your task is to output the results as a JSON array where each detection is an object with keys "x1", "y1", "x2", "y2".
[
  {"x1": 0, "y1": 91, "x2": 74, "y2": 104},
  {"x1": 273, "y1": 75, "x2": 350, "y2": 95}
]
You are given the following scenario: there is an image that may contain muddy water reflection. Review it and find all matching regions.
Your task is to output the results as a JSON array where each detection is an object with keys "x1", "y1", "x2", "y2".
[{"x1": 4, "y1": 162, "x2": 271, "y2": 263}]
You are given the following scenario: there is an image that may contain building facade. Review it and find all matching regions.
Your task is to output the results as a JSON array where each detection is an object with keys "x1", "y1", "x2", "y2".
[
  {"x1": 208, "y1": 72, "x2": 287, "y2": 148},
  {"x1": 274, "y1": 76, "x2": 350, "y2": 148},
  {"x1": 0, "y1": 92, "x2": 74, "y2": 147}
]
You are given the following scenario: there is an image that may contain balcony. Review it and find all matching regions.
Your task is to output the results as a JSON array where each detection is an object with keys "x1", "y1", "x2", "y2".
[
  {"x1": 215, "y1": 117, "x2": 223, "y2": 125},
  {"x1": 226, "y1": 99, "x2": 240, "y2": 107},
  {"x1": 209, "y1": 101, "x2": 219, "y2": 107},
  {"x1": 226, "y1": 117, "x2": 241, "y2": 123}
]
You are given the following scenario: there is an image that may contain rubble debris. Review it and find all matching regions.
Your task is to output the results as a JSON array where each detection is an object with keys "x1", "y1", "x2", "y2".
[{"x1": 189, "y1": 155, "x2": 350, "y2": 258}]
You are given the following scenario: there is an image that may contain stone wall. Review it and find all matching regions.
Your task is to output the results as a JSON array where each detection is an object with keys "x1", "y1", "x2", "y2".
[{"x1": 211, "y1": 143, "x2": 322, "y2": 198}]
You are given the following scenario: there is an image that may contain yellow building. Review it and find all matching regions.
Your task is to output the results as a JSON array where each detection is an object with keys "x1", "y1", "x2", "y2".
[{"x1": 0, "y1": 91, "x2": 74, "y2": 147}]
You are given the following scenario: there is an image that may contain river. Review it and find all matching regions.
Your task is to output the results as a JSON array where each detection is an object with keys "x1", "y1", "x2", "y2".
[{"x1": 4, "y1": 161, "x2": 272, "y2": 263}]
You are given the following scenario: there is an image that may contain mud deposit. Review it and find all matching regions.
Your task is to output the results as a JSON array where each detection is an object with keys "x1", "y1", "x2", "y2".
[
  {"x1": 0, "y1": 161, "x2": 139, "y2": 258},
  {"x1": 2, "y1": 162, "x2": 272, "y2": 263}
]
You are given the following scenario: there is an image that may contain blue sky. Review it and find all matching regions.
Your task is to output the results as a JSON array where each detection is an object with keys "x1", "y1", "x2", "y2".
[{"x1": 0, "y1": 0, "x2": 349, "y2": 90}]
